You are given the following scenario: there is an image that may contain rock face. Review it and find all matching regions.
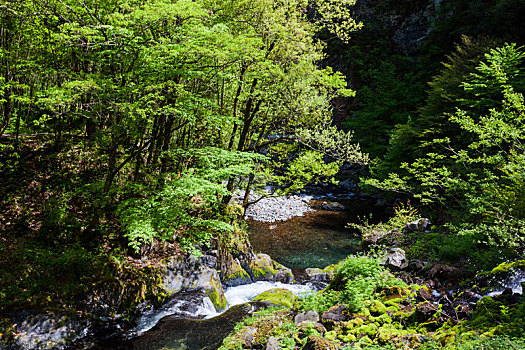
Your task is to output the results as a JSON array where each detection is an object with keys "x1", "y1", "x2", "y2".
[
  {"x1": 8, "y1": 312, "x2": 91, "y2": 350},
  {"x1": 222, "y1": 252, "x2": 294, "y2": 287},
  {"x1": 161, "y1": 253, "x2": 227, "y2": 311},
  {"x1": 353, "y1": 0, "x2": 440, "y2": 53}
]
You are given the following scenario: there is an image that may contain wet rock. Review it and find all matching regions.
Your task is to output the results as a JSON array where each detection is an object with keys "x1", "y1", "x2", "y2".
[
  {"x1": 253, "y1": 288, "x2": 298, "y2": 308},
  {"x1": 320, "y1": 201, "x2": 345, "y2": 211},
  {"x1": 222, "y1": 258, "x2": 252, "y2": 288},
  {"x1": 295, "y1": 310, "x2": 320, "y2": 326},
  {"x1": 382, "y1": 248, "x2": 408, "y2": 270},
  {"x1": 246, "y1": 253, "x2": 276, "y2": 282},
  {"x1": 273, "y1": 270, "x2": 294, "y2": 284},
  {"x1": 9, "y1": 312, "x2": 90, "y2": 350},
  {"x1": 321, "y1": 304, "x2": 350, "y2": 330},
  {"x1": 162, "y1": 254, "x2": 227, "y2": 311}
]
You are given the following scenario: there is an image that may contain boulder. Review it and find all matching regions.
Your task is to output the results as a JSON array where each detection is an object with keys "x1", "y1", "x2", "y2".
[
  {"x1": 273, "y1": 260, "x2": 294, "y2": 283},
  {"x1": 222, "y1": 258, "x2": 252, "y2": 287},
  {"x1": 320, "y1": 201, "x2": 345, "y2": 211},
  {"x1": 403, "y1": 218, "x2": 430, "y2": 233},
  {"x1": 246, "y1": 254, "x2": 276, "y2": 282},
  {"x1": 382, "y1": 248, "x2": 408, "y2": 270},
  {"x1": 161, "y1": 254, "x2": 227, "y2": 311},
  {"x1": 297, "y1": 322, "x2": 327, "y2": 336},
  {"x1": 305, "y1": 268, "x2": 334, "y2": 283},
  {"x1": 252, "y1": 288, "x2": 298, "y2": 308},
  {"x1": 303, "y1": 335, "x2": 338, "y2": 350},
  {"x1": 295, "y1": 310, "x2": 320, "y2": 326},
  {"x1": 408, "y1": 259, "x2": 425, "y2": 272},
  {"x1": 321, "y1": 304, "x2": 351, "y2": 330},
  {"x1": 238, "y1": 326, "x2": 258, "y2": 347},
  {"x1": 265, "y1": 336, "x2": 280, "y2": 350}
]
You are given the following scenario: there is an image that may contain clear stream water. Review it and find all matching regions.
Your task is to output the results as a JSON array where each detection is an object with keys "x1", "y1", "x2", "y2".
[{"x1": 249, "y1": 198, "x2": 388, "y2": 269}]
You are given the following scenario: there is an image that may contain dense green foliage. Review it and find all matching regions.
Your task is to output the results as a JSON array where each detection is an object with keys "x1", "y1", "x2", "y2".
[
  {"x1": 302, "y1": 255, "x2": 406, "y2": 313},
  {"x1": 367, "y1": 44, "x2": 525, "y2": 252},
  {"x1": 0, "y1": 0, "x2": 364, "y2": 254}
]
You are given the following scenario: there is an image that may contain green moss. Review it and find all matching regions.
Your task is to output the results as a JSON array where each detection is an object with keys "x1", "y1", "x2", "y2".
[
  {"x1": 344, "y1": 317, "x2": 365, "y2": 330},
  {"x1": 354, "y1": 323, "x2": 378, "y2": 337},
  {"x1": 224, "y1": 266, "x2": 251, "y2": 284},
  {"x1": 385, "y1": 305, "x2": 400, "y2": 313},
  {"x1": 340, "y1": 333, "x2": 356, "y2": 342},
  {"x1": 490, "y1": 260, "x2": 525, "y2": 274},
  {"x1": 375, "y1": 313, "x2": 392, "y2": 325},
  {"x1": 206, "y1": 285, "x2": 227, "y2": 311},
  {"x1": 252, "y1": 288, "x2": 298, "y2": 308},
  {"x1": 377, "y1": 326, "x2": 397, "y2": 343},
  {"x1": 368, "y1": 300, "x2": 387, "y2": 315},
  {"x1": 325, "y1": 330, "x2": 337, "y2": 340}
]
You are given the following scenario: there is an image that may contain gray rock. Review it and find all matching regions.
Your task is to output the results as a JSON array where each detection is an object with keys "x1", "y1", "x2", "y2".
[
  {"x1": 266, "y1": 336, "x2": 280, "y2": 350},
  {"x1": 382, "y1": 248, "x2": 408, "y2": 270},
  {"x1": 305, "y1": 268, "x2": 333, "y2": 283},
  {"x1": 238, "y1": 326, "x2": 258, "y2": 347},
  {"x1": 295, "y1": 310, "x2": 320, "y2": 326},
  {"x1": 320, "y1": 201, "x2": 345, "y2": 211},
  {"x1": 274, "y1": 270, "x2": 294, "y2": 283},
  {"x1": 403, "y1": 218, "x2": 430, "y2": 233}
]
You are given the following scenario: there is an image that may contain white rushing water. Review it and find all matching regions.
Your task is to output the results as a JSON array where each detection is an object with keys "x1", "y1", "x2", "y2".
[
  {"x1": 224, "y1": 281, "x2": 314, "y2": 307},
  {"x1": 131, "y1": 281, "x2": 315, "y2": 335},
  {"x1": 486, "y1": 269, "x2": 525, "y2": 297}
]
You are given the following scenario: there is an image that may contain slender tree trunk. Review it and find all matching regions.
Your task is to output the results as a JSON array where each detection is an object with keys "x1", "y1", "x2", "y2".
[{"x1": 159, "y1": 115, "x2": 174, "y2": 175}]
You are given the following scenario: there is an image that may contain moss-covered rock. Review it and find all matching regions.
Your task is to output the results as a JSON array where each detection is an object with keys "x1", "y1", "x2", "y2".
[
  {"x1": 252, "y1": 288, "x2": 298, "y2": 308},
  {"x1": 368, "y1": 300, "x2": 388, "y2": 315},
  {"x1": 247, "y1": 254, "x2": 276, "y2": 282},
  {"x1": 222, "y1": 258, "x2": 252, "y2": 287},
  {"x1": 353, "y1": 323, "x2": 378, "y2": 337},
  {"x1": 343, "y1": 317, "x2": 364, "y2": 330},
  {"x1": 490, "y1": 260, "x2": 525, "y2": 275},
  {"x1": 303, "y1": 335, "x2": 339, "y2": 350}
]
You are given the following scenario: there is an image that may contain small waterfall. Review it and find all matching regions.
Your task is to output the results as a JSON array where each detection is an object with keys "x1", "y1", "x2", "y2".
[
  {"x1": 224, "y1": 281, "x2": 314, "y2": 307},
  {"x1": 131, "y1": 281, "x2": 315, "y2": 335},
  {"x1": 487, "y1": 269, "x2": 525, "y2": 297}
]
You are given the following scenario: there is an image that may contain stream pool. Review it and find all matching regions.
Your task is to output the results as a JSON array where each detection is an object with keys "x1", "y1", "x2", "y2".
[{"x1": 248, "y1": 198, "x2": 388, "y2": 269}]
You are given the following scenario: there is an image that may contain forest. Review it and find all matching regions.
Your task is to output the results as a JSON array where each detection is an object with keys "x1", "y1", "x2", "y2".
[{"x1": 0, "y1": 0, "x2": 524, "y2": 349}]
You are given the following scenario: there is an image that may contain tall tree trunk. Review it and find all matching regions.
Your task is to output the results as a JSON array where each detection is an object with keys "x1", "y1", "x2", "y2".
[{"x1": 159, "y1": 115, "x2": 174, "y2": 175}]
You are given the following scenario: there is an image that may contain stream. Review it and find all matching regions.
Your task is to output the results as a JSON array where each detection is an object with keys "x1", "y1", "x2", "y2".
[
  {"x1": 75, "y1": 282, "x2": 315, "y2": 350},
  {"x1": 72, "y1": 194, "x2": 388, "y2": 349},
  {"x1": 249, "y1": 197, "x2": 388, "y2": 269}
]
